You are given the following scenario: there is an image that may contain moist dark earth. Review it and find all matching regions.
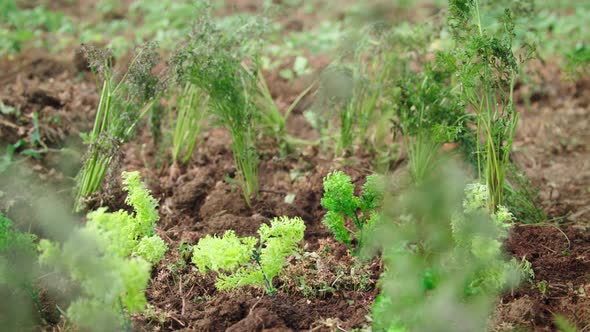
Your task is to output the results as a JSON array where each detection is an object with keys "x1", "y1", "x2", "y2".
[{"x1": 1, "y1": 2, "x2": 589, "y2": 332}]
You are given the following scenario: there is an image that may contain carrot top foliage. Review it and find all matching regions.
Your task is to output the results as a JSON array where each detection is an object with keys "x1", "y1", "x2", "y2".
[
  {"x1": 75, "y1": 42, "x2": 164, "y2": 211},
  {"x1": 442, "y1": 0, "x2": 536, "y2": 212},
  {"x1": 173, "y1": 11, "x2": 260, "y2": 206},
  {"x1": 321, "y1": 171, "x2": 383, "y2": 254}
]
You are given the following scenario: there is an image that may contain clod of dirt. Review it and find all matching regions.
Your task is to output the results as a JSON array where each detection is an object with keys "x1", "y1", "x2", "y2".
[
  {"x1": 199, "y1": 181, "x2": 250, "y2": 220},
  {"x1": 191, "y1": 293, "x2": 251, "y2": 331},
  {"x1": 505, "y1": 296, "x2": 535, "y2": 324},
  {"x1": 28, "y1": 89, "x2": 63, "y2": 109},
  {"x1": 226, "y1": 307, "x2": 291, "y2": 332},
  {"x1": 169, "y1": 169, "x2": 215, "y2": 212}
]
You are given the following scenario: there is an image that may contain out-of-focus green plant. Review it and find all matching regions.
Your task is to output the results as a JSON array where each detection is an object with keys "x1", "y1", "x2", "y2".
[
  {"x1": 504, "y1": 163, "x2": 546, "y2": 224},
  {"x1": 39, "y1": 171, "x2": 167, "y2": 331},
  {"x1": 192, "y1": 216, "x2": 305, "y2": 294},
  {"x1": 75, "y1": 43, "x2": 164, "y2": 211},
  {"x1": 312, "y1": 27, "x2": 395, "y2": 155},
  {"x1": 85, "y1": 171, "x2": 167, "y2": 263},
  {"x1": 0, "y1": 0, "x2": 73, "y2": 55},
  {"x1": 565, "y1": 44, "x2": 590, "y2": 77},
  {"x1": 521, "y1": 1, "x2": 590, "y2": 76},
  {"x1": 554, "y1": 315, "x2": 580, "y2": 332},
  {"x1": 0, "y1": 212, "x2": 40, "y2": 330},
  {"x1": 321, "y1": 171, "x2": 383, "y2": 254},
  {"x1": 366, "y1": 164, "x2": 520, "y2": 332}
]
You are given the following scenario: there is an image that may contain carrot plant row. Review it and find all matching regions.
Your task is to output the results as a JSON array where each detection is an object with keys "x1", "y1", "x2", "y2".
[{"x1": 1, "y1": 0, "x2": 559, "y2": 331}]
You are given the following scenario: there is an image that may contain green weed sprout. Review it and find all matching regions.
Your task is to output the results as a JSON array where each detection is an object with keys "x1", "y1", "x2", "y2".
[
  {"x1": 192, "y1": 216, "x2": 305, "y2": 294},
  {"x1": 253, "y1": 69, "x2": 318, "y2": 154},
  {"x1": 314, "y1": 36, "x2": 390, "y2": 155},
  {"x1": 75, "y1": 42, "x2": 163, "y2": 212},
  {"x1": 445, "y1": 0, "x2": 535, "y2": 212},
  {"x1": 174, "y1": 15, "x2": 259, "y2": 206},
  {"x1": 321, "y1": 171, "x2": 383, "y2": 254},
  {"x1": 39, "y1": 171, "x2": 167, "y2": 331},
  {"x1": 170, "y1": 83, "x2": 207, "y2": 164},
  {"x1": 367, "y1": 166, "x2": 519, "y2": 332}
]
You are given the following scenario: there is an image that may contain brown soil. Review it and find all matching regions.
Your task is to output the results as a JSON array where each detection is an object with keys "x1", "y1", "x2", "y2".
[
  {"x1": 497, "y1": 225, "x2": 590, "y2": 330},
  {"x1": 1, "y1": 2, "x2": 589, "y2": 332},
  {"x1": 493, "y1": 63, "x2": 590, "y2": 332}
]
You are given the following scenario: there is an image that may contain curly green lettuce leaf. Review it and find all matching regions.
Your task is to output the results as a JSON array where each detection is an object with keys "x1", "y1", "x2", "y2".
[
  {"x1": 38, "y1": 227, "x2": 152, "y2": 331},
  {"x1": 322, "y1": 211, "x2": 351, "y2": 245},
  {"x1": 192, "y1": 216, "x2": 305, "y2": 292},
  {"x1": 320, "y1": 171, "x2": 359, "y2": 217},
  {"x1": 134, "y1": 235, "x2": 168, "y2": 264},
  {"x1": 321, "y1": 171, "x2": 384, "y2": 252},
  {"x1": 87, "y1": 208, "x2": 136, "y2": 257},
  {"x1": 215, "y1": 266, "x2": 264, "y2": 291},
  {"x1": 120, "y1": 257, "x2": 151, "y2": 312},
  {"x1": 122, "y1": 171, "x2": 159, "y2": 236},
  {"x1": 192, "y1": 230, "x2": 256, "y2": 273},
  {"x1": 85, "y1": 172, "x2": 167, "y2": 263},
  {"x1": 37, "y1": 171, "x2": 165, "y2": 331},
  {"x1": 259, "y1": 216, "x2": 305, "y2": 279}
]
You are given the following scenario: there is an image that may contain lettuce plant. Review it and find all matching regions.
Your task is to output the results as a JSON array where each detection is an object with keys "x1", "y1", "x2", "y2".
[
  {"x1": 39, "y1": 171, "x2": 167, "y2": 331},
  {"x1": 192, "y1": 216, "x2": 305, "y2": 294},
  {"x1": 321, "y1": 171, "x2": 382, "y2": 254}
]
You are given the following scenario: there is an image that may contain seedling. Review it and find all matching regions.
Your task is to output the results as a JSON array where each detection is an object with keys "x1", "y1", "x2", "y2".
[
  {"x1": 308, "y1": 24, "x2": 406, "y2": 157},
  {"x1": 320, "y1": 171, "x2": 383, "y2": 254},
  {"x1": 315, "y1": 44, "x2": 389, "y2": 154},
  {"x1": 0, "y1": 1, "x2": 72, "y2": 56},
  {"x1": 192, "y1": 216, "x2": 305, "y2": 294},
  {"x1": 75, "y1": 43, "x2": 163, "y2": 211},
  {"x1": 396, "y1": 68, "x2": 467, "y2": 182},
  {"x1": 445, "y1": 0, "x2": 535, "y2": 211},
  {"x1": 170, "y1": 83, "x2": 207, "y2": 164},
  {"x1": 253, "y1": 68, "x2": 318, "y2": 154},
  {"x1": 174, "y1": 14, "x2": 259, "y2": 206}
]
